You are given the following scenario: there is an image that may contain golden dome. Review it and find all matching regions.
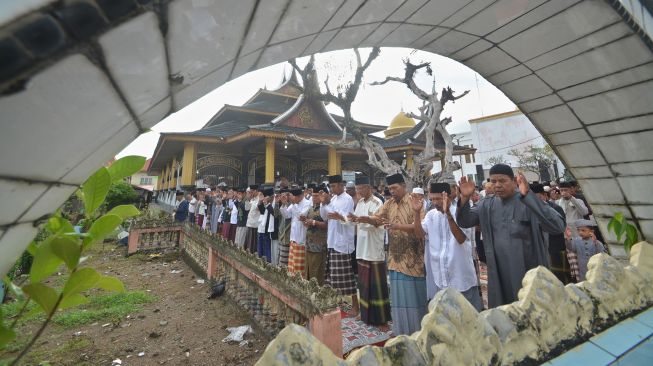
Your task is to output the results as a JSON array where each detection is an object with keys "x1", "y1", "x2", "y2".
[{"x1": 384, "y1": 111, "x2": 416, "y2": 138}]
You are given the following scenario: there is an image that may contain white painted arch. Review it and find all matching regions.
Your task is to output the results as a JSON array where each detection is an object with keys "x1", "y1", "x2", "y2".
[{"x1": 1, "y1": 0, "x2": 653, "y2": 275}]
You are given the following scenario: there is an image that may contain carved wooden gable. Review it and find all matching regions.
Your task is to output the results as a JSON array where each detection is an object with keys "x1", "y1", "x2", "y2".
[{"x1": 277, "y1": 101, "x2": 336, "y2": 131}]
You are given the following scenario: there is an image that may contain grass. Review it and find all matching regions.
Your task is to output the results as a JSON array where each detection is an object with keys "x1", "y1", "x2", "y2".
[{"x1": 52, "y1": 291, "x2": 157, "y2": 328}]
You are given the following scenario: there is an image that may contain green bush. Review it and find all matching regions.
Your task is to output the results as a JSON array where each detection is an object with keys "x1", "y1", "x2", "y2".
[{"x1": 104, "y1": 181, "x2": 139, "y2": 211}]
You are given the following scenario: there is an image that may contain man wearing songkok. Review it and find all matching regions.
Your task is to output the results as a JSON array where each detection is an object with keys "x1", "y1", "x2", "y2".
[
  {"x1": 303, "y1": 184, "x2": 328, "y2": 285},
  {"x1": 556, "y1": 180, "x2": 589, "y2": 236},
  {"x1": 234, "y1": 187, "x2": 249, "y2": 248},
  {"x1": 244, "y1": 184, "x2": 261, "y2": 253},
  {"x1": 413, "y1": 183, "x2": 482, "y2": 311},
  {"x1": 281, "y1": 188, "x2": 312, "y2": 277},
  {"x1": 275, "y1": 188, "x2": 291, "y2": 267},
  {"x1": 456, "y1": 164, "x2": 565, "y2": 307},
  {"x1": 257, "y1": 187, "x2": 276, "y2": 262},
  {"x1": 320, "y1": 174, "x2": 358, "y2": 318},
  {"x1": 347, "y1": 175, "x2": 390, "y2": 329},
  {"x1": 356, "y1": 173, "x2": 426, "y2": 335}
]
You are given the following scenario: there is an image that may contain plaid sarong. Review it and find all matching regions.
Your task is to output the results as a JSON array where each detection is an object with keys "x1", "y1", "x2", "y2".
[
  {"x1": 357, "y1": 260, "x2": 391, "y2": 326},
  {"x1": 327, "y1": 249, "x2": 357, "y2": 296},
  {"x1": 278, "y1": 240, "x2": 290, "y2": 268},
  {"x1": 567, "y1": 250, "x2": 579, "y2": 282},
  {"x1": 288, "y1": 241, "x2": 306, "y2": 277}
]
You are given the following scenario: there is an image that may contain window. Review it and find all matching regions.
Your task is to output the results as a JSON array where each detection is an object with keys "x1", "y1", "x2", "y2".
[
  {"x1": 140, "y1": 177, "x2": 153, "y2": 185},
  {"x1": 465, "y1": 154, "x2": 471, "y2": 163}
]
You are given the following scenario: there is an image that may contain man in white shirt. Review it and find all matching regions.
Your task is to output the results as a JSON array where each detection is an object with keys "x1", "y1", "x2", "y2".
[
  {"x1": 320, "y1": 174, "x2": 358, "y2": 318},
  {"x1": 556, "y1": 181, "x2": 589, "y2": 236},
  {"x1": 347, "y1": 175, "x2": 390, "y2": 329},
  {"x1": 257, "y1": 187, "x2": 276, "y2": 262},
  {"x1": 244, "y1": 185, "x2": 261, "y2": 254},
  {"x1": 188, "y1": 194, "x2": 198, "y2": 225},
  {"x1": 281, "y1": 188, "x2": 312, "y2": 277},
  {"x1": 412, "y1": 182, "x2": 482, "y2": 311}
]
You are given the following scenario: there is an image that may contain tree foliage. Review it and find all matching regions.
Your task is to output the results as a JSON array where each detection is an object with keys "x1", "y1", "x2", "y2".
[
  {"x1": 507, "y1": 144, "x2": 556, "y2": 180},
  {"x1": 486, "y1": 155, "x2": 508, "y2": 166},
  {"x1": 104, "y1": 181, "x2": 139, "y2": 211},
  {"x1": 0, "y1": 156, "x2": 145, "y2": 363},
  {"x1": 607, "y1": 212, "x2": 639, "y2": 252}
]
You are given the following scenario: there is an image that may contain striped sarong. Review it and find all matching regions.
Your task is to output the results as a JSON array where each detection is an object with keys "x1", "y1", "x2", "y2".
[
  {"x1": 278, "y1": 240, "x2": 290, "y2": 268},
  {"x1": 358, "y1": 260, "x2": 391, "y2": 326},
  {"x1": 567, "y1": 250, "x2": 580, "y2": 282},
  {"x1": 221, "y1": 222, "x2": 231, "y2": 238},
  {"x1": 326, "y1": 249, "x2": 357, "y2": 296},
  {"x1": 234, "y1": 226, "x2": 247, "y2": 248},
  {"x1": 288, "y1": 241, "x2": 306, "y2": 277},
  {"x1": 389, "y1": 270, "x2": 427, "y2": 336}
]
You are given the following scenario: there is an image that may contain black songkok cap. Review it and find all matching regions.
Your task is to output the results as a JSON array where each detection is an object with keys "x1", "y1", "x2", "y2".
[
  {"x1": 430, "y1": 183, "x2": 451, "y2": 194},
  {"x1": 262, "y1": 187, "x2": 274, "y2": 197},
  {"x1": 489, "y1": 164, "x2": 514, "y2": 178},
  {"x1": 559, "y1": 181, "x2": 573, "y2": 188},
  {"x1": 237, "y1": 186, "x2": 247, "y2": 193},
  {"x1": 176, "y1": 190, "x2": 185, "y2": 196},
  {"x1": 279, "y1": 187, "x2": 290, "y2": 194},
  {"x1": 328, "y1": 175, "x2": 343, "y2": 184},
  {"x1": 316, "y1": 184, "x2": 329, "y2": 194},
  {"x1": 249, "y1": 184, "x2": 259, "y2": 190},
  {"x1": 355, "y1": 175, "x2": 370, "y2": 185},
  {"x1": 307, "y1": 183, "x2": 317, "y2": 189},
  {"x1": 290, "y1": 188, "x2": 303, "y2": 196},
  {"x1": 530, "y1": 183, "x2": 544, "y2": 194},
  {"x1": 385, "y1": 173, "x2": 405, "y2": 185}
]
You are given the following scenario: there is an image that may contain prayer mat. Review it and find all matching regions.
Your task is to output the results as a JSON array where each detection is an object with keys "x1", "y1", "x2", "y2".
[{"x1": 341, "y1": 317, "x2": 393, "y2": 355}]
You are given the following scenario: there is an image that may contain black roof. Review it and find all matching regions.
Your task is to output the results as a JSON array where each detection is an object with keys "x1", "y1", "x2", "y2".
[
  {"x1": 185, "y1": 121, "x2": 249, "y2": 138},
  {"x1": 242, "y1": 99, "x2": 294, "y2": 114}
]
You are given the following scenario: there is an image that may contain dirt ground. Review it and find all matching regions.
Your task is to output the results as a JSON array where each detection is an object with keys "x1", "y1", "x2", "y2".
[{"x1": 2, "y1": 244, "x2": 270, "y2": 366}]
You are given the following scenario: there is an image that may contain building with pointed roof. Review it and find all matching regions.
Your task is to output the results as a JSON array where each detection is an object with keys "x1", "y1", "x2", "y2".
[{"x1": 149, "y1": 72, "x2": 474, "y2": 203}]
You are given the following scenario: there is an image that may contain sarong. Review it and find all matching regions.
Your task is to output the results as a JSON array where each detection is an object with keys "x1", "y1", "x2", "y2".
[
  {"x1": 306, "y1": 250, "x2": 326, "y2": 286},
  {"x1": 326, "y1": 249, "x2": 357, "y2": 296},
  {"x1": 221, "y1": 222, "x2": 231, "y2": 238},
  {"x1": 228, "y1": 223, "x2": 237, "y2": 242},
  {"x1": 389, "y1": 270, "x2": 427, "y2": 336},
  {"x1": 257, "y1": 233, "x2": 271, "y2": 262},
  {"x1": 244, "y1": 227, "x2": 258, "y2": 253},
  {"x1": 567, "y1": 250, "x2": 580, "y2": 282},
  {"x1": 271, "y1": 240, "x2": 279, "y2": 266},
  {"x1": 278, "y1": 240, "x2": 290, "y2": 268},
  {"x1": 287, "y1": 241, "x2": 306, "y2": 277},
  {"x1": 357, "y1": 260, "x2": 391, "y2": 326},
  {"x1": 234, "y1": 226, "x2": 247, "y2": 248},
  {"x1": 196, "y1": 214, "x2": 204, "y2": 228}
]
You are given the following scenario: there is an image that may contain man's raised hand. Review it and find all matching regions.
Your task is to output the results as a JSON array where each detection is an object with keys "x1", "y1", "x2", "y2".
[{"x1": 459, "y1": 176, "x2": 475, "y2": 199}]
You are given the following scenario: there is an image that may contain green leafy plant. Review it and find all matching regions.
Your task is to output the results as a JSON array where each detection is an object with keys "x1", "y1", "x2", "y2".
[
  {"x1": 607, "y1": 212, "x2": 639, "y2": 252},
  {"x1": 104, "y1": 181, "x2": 140, "y2": 211},
  {"x1": 0, "y1": 155, "x2": 145, "y2": 364}
]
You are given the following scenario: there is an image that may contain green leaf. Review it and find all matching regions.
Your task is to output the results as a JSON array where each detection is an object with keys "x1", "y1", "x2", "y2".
[
  {"x1": 106, "y1": 205, "x2": 140, "y2": 220},
  {"x1": 22, "y1": 283, "x2": 59, "y2": 315},
  {"x1": 50, "y1": 236, "x2": 81, "y2": 270},
  {"x1": 26, "y1": 240, "x2": 38, "y2": 255},
  {"x1": 59, "y1": 293, "x2": 89, "y2": 310},
  {"x1": 83, "y1": 214, "x2": 122, "y2": 248},
  {"x1": 63, "y1": 268, "x2": 100, "y2": 297},
  {"x1": 46, "y1": 215, "x2": 74, "y2": 235},
  {"x1": 0, "y1": 324, "x2": 16, "y2": 349},
  {"x1": 107, "y1": 156, "x2": 146, "y2": 182},
  {"x1": 95, "y1": 276, "x2": 125, "y2": 292},
  {"x1": 83, "y1": 167, "x2": 112, "y2": 216},
  {"x1": 626, "y1": 225, "x2": 638, "y2": 244},
  {"x1": 607, "y1": 218, "x2": 616, "y2": 235},
  {"x1": 30, "y1": 236, "x2": 64, "y2": 282},
  {"x1": 614, "y1": 212, "x2": 624, "y2": 222}
]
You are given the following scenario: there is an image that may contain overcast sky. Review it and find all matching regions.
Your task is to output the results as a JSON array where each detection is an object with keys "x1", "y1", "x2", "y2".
[{"x1": 117, "y1": 47, "x2": 515, "y2": 159}]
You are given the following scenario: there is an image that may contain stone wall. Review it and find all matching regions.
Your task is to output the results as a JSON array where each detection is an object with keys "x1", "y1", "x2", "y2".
[
  {"x1": 256, "y1": 242, "x2": 653, "y2": 365},
  {"x1": 127, "y1": 219, "x2": 182, "y2": 254}
]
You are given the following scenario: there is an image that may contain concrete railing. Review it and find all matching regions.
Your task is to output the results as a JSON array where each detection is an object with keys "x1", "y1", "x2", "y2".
[
  {"x1": 127, "y1": 219, "x2": 343, "y2": 353},
  {"x1": 256, "y1": 242, "x2": 653, "y2": 365}
]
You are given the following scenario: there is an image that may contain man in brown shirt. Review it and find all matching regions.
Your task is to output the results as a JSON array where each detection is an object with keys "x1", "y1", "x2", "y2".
[{"x1": 356, "y1": 173, "x2": 426, "y2": 335}]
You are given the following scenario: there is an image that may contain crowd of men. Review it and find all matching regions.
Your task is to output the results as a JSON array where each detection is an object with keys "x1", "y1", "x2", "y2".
[{"x1": 169, "y1": 163, "x2": 607, "y2": 336}]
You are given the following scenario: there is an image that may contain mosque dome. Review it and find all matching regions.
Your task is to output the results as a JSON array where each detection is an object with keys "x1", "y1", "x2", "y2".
[{"x1": 384, "y1": 111, "x2": 416, "y2": 138}]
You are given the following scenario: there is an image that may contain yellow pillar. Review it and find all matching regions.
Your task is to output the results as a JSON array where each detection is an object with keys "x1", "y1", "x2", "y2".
[
  {"x1": 171, "y1": 156, "x2": 178, "y2": 189},
  {"x1": 181, "y1": 143, "x2": 197, "y2": 186},
  {"x1": 328, "y1": 147, "x2": 337, "y2": 175},
  {"x1": 406, "y1": 150, "x2": 413, "y2": 170},
  {"x1": 336, "y1": 153, "x2": 342, "y2": 175},
  {"x1": 265, "y1": 137, "x2": 275, "y2": 184}
]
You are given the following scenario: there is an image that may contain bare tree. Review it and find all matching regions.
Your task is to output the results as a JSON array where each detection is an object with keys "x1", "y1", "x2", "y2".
[
  {"x1": 508, "y1": 144, "x2": 556, "y2": 181},
  {"x1": 486, "y1": 155, "x2": 508, "y2": 166},
  {"x1": 287, "y1": 48, "x2": 468, "y2": 187}
]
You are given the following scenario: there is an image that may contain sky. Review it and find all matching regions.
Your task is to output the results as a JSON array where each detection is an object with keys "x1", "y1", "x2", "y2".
[{"x1": 117, "y1": 47, "x2": 515, "y2": 159}]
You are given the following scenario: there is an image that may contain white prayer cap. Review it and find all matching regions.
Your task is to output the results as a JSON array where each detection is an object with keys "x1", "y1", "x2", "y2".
[
  {"x1": 412, "y1": 187, "x2": 425, "y2": 195},
  {"x1": 345, "y1": 181, "x2": 355, "y2": 188},
  {"x1": 543, "y1": 186, "x2": 551, "y2": 193},
  {"x1": 206, "y1": 188, "x2": 211, "y2": 192}
]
